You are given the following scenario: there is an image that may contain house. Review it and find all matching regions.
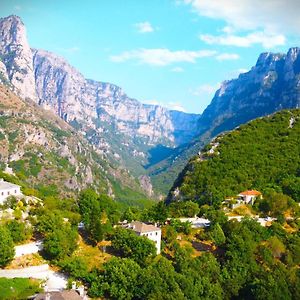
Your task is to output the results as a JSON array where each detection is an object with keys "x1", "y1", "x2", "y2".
[
  {"x1": 33, "y1": 290, "x2": 84, "y2": 300},
  {"x1": 238, "y1": 190, "x2": 262, "y2": 205},
  {"x1": 177, "y1": 217, "x2": 211, "y2": 228},
  {"x1": 126, "y1": 221, "x2": 161, "y2": 255},
  {"x1": 0, "y1": 178, "x2": 22, "y2": 205},
  {"x1": 223, "y1": 190, "x2": 262, "y2": 209}
]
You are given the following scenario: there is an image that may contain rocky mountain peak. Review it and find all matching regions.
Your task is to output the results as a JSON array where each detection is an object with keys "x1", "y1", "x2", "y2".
[{"x1": 0, "y1": 15, "x2": 37, "y2": 101}]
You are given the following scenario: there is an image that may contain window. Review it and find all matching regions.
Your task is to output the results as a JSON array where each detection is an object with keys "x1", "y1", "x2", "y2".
[
  {"x1": 155, "y1": 232, "x2": 158, "y2": 236},
  {"x1": 15, "y1": 190, "x2": 17, "y2": 194},
  {"x1": 1, "y1": 192, "x2": 3, "y2": 196},
  {"x1": 7, "y1": 191, "x2": 10, "y2": 195}
]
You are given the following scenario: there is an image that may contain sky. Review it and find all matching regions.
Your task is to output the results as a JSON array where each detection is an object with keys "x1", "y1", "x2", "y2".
[{"x1": 1, "y1": 0, "x2": 300, "y2": 114}]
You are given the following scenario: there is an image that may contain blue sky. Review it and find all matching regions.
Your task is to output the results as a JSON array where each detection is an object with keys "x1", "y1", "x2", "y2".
[{"x1": 1, "y1": 0, "x2": 300, "y2": 113}]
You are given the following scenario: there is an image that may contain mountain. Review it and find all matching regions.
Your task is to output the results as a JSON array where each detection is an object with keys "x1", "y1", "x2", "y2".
[
  {"x1": 0, "y1": 15, "x2": 200, "y2": 196},
  {"x1": 0, "y1": 15, "x2": 36, "y2": 101},
  {"x1": 150, "y1": 48, "x2": 300, "y2": 193},
  {"x1": 167, "y1": 109, "x2": 300, "y2": 204},
  {"x1": 0, "y1": 83, "x2": 151, "y2": 205}
]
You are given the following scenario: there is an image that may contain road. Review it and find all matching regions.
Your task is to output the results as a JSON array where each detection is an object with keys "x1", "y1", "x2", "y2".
[
  {"x1": 14, "y1": 240, "x2": 43, "y2": 258},
  {"x1": 0, "y1": 264, "x2": 67, "y2": 291}
]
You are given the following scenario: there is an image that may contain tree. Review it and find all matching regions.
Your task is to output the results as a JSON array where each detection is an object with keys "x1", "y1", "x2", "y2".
[
  {"x1": 137, "y1": 257, "x2": 185, "y2": 300},
  {"x1": 43, "y1": 225, "x2": 77, "y2": 261},
  {"x1": 209, "y1": 223, "x2": 226, "y2": 246},
  {"x1": 6, "y1": 220, "x2": 32, "y2": 243},
  {"x1": 266, "y1": 236, "x2": 286, "y2": 258},
  {"x1": 112, "y1": 228, "x2": 156, "y2": 265},
  {"x1": 89, "y1": 257, "x2": 141, "y2": 299},
  {"x1": 36, "y1": 210, "x2": 64, "y2": 235},
  {"x1": 78, "y1": 189, "x2": 99, "y2": 228},
  {"x1": 0, "y1": 225, "x2": 15, "y2": 267},
  {"x1": 60, "y1": 256, "x2": 89, "y2": 280},
  {"x1": 162, "y1": 225, "x2": 177, "y2": 244},
  {"x1": 169, "y1": 201, "x2": 200, "y2": 217},
  {"x1": 143, "y1": 201, "x2": 168, "y2": 223}
]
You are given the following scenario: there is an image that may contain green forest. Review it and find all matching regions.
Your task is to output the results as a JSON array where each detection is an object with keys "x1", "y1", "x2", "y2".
[{"x1": 171, "y1": 109, "x2": 300, "y2": 206}]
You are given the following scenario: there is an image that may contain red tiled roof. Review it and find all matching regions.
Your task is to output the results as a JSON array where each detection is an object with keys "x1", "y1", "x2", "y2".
[{"x1": 239, "y1": 190, "x2": 261, "y2": 196}]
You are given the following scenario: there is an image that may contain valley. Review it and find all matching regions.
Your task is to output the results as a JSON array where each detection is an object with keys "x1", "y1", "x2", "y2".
[{"x1": 0, "y1": 7, "x2": 299, "y2": 300}]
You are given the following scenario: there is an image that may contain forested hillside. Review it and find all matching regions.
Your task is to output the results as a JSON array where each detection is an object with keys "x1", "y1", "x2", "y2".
[
  {"x1": 0, "y1": 84, "x2": 151, "y2": 205},
  {"x1": 168, "y1": 109, "x2": 300, "y2": 205}
]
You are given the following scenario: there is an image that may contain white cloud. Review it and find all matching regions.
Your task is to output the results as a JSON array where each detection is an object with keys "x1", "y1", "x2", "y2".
[
  {"x1": 110, "y1": 48, "x2": 217, "y2": 66},
  {"x1": 215, "y1": 53, "x2": 240, "y2": 61},
  {"x1": 135, "y1": 22, "x2": 154, "y2": 33},
  {"x1": 184, "y1": 0, "x2": 300, "y2": 34},
  {"x1": 14, "y1": 5, "x2": 22, "y2": 11},
  {"x1": 171, "y1": 67, "x2": 184, "y2": 72},
  {"x1": 200, "y1": 31, "x2": 286, "y2": 49}
]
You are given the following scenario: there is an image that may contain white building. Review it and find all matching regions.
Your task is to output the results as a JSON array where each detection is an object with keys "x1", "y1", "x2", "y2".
[
  {"x1": 127, "y1": 221, "x2": 161, "y2": 255},
  {"x1": 178, "y1": 217, "x2": 211, "y2": 228},
  {"x1": 238, "y1": 190, "x2": 262, "y2": 205},
  {"x1": 0, "y1": 178, "x2": 22, "y2": 205}
]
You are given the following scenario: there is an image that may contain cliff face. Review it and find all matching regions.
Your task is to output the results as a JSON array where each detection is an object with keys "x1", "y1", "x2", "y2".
[
  {"x1": 0, "y1": 15, "x2": 36, "y2": 101},
  {"x1": 0, "y1": 14, "x2": 201, "y2": 196},
  {"x1": 0, "y1": 84, "x2": 146, "y2": 200},
  {"x1": 197, "y1": 48, "x2": 300, "y2": 137},
  {"x1": 32, "y1": 48, "x2": 199, "y2": 146}
]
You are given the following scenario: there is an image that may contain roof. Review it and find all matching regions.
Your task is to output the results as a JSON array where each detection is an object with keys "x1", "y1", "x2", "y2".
[
  {"x1": 129, "y1": 221, "x2": 161, "y2": 233},
  {"x1": 0, "y1": 178, "x2": 20, "y2": 190},
  {"x1": 34, "y1": 290, "x2": 82, "y2": 300},
  {"x1": 239, "y1": 190, "x2": 261, "y2": 196}
]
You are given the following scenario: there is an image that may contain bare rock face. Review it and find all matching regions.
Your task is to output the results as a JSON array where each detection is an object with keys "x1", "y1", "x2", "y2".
[
  {"x1": 197, "y1": 48, "x2": 300, "y2": 137},
  {"x1": 32, "y1": 49, "x2": 199, "y2": 146},
  {"x1": 0, "y1": 15, "x2": 36, "y2": 101},
  {"x1": 138, "y1": 175, "x2": 154, "y2": 197}
]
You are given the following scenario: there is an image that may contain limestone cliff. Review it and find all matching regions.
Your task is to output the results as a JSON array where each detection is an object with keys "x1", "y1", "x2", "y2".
[{"x1": 0, "y1": 15, "x2": 36, "y2": 101}]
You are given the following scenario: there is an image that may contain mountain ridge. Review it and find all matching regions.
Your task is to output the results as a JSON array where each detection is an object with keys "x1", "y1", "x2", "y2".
[
  {"x1": 167, "y1": 108, "x2": 300, "y2": 205},
  {"x1": 149, "y1": 47, "x2": 300, "y2": 193},
  {"x1": 0, "y1": 15, "x2": 201, "y2": 196}
]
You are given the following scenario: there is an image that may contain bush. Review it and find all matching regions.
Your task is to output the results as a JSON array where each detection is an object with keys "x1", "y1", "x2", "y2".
[
  {"x1": 0, "y1": 225, "x2": 15, "y2": 267},
  {"x1": 6, "y1": 220, "x2": 32, "y2": 243}
]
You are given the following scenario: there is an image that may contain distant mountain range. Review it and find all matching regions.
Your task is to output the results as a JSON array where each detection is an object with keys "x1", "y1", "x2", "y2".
[{"x1": 1, "y1": 14, "x2": 300, "y2": 198}]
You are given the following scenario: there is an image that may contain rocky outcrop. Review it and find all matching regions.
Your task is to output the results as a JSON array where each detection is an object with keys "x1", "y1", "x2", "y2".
[{"x1": 0, "y1": 15, "x2": 36, "y2": 101}]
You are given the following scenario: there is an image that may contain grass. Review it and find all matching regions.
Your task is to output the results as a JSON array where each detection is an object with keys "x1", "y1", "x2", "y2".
[
  {"x1": 73, "y1": 235, "x2": 112, "y2": 271},
  {"x1": 0, "y1": 278, "x2": 42, "y2": 300}
]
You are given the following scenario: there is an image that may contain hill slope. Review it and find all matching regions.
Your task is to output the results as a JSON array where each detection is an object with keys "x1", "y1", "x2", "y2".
[
  {"x1": 167, "y1": 109, "x2": 300, "y2": 205},
  {"x1": 0, "y1": 84, "x2": 150, "y2": 204},
  {"x1": 150, "y1": 48, "x2": 300, "y2": 193}
]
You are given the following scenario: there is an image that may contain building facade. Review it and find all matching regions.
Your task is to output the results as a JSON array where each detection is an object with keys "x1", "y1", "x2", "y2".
[{"x1": 0, "y1": 178, "x2": 22, "y2": 205}]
